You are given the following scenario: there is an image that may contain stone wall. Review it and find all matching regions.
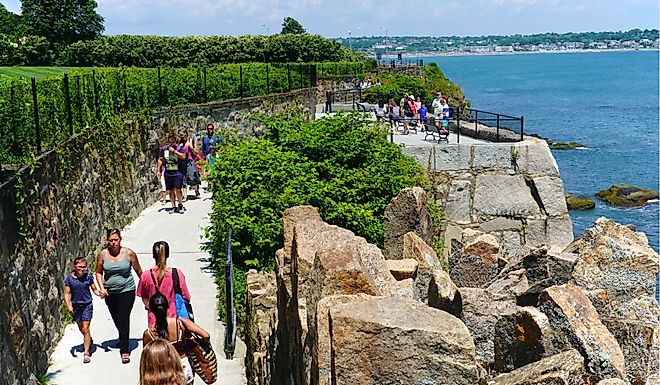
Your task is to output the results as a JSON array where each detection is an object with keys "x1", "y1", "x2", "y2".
[
  {"x1": 0, "y1": 88, "x2": 320, "y2": 385},
  {"x1": 401, "y1": 138, "x2": 573, "y2": 258}
]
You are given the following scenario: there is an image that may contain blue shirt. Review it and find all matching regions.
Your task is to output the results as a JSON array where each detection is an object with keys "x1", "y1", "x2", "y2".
[
  {"x1": 65, "y1": 273, "x2": 94, "y2": 304},
  {"x1": 203, "y1": 134, "x2": 221, "y2": 158},
  {"x1": 419, "y1": 106, "x2": 428, "y2": 120}
]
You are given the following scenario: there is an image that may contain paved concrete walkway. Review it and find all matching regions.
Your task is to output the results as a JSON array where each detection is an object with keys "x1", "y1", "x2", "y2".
[{"x1": 47, "y1": 187, "x2": 247, "y2": 385}]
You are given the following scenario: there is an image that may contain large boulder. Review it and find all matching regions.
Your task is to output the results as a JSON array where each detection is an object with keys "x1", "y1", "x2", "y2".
[
  {"x1": 428, "y1": 267, "x2": 462, "y2": 317},
  {"x1": 385, "y1": 258, "x2": 418, "y2": 281},
  {"x1": 595, "y1": 184, "x2": 659, "y2": 207},
  {"x1": 383, "y1": 187, "x2": 433, "y2": 260},
  {"x1": 486, "y1": 268, "x2": 530, "y2": 299},
  {"x1": 449, "y1": 228, "x2": 502, "y2": 288},
  {"x1": 246, "y1": 270, "x2": 279, "y2": 385},
  {"x1": 459, "y1": 287, "x2": 517, "y2": 368},
  {"x1": 330, "y1": 296, "x2": 479, "y2": 385},
  {"x1": 491, "y1": 349, "x2": 585, "y2": 385},
  {"x1": 538, "y1": 284, "x2": 626, "y2": 381},
  {"x1": 565, "y1": 193, "x2": 596, "y2": 210},
  {"x1": 494, "y1": 306, "x2": 566, "y2": 373},
  {"x1": 402, "y1": 231, "x2": 445, "y2": 303}
]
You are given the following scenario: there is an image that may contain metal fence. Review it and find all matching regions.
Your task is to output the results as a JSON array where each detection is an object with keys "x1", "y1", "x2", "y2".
[
  {"x1": 455, "y1": 106, "x2": 524, "y2": 142},
  {"x1": 0, "y1": 61, "x2": 373, "y2": 166}
]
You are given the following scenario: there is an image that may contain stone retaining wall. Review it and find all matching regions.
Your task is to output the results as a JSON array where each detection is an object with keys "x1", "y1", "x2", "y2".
[
  {"x1": 0, "y1": 88, "x2": 319, "y2": 385},
  {"x1": 401, "y1": 138, "x2": 573, "y2": 258}
]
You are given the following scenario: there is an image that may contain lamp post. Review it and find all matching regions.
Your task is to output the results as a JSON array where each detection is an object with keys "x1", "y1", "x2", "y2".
[{"x1": 348, "y1": 27, "x2": 360, "y2": 50}]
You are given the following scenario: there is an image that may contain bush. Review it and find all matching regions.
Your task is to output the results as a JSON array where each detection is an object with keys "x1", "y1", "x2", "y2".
[{"x1": 206, "y1": 111, "x2": 429, "y2": 322}]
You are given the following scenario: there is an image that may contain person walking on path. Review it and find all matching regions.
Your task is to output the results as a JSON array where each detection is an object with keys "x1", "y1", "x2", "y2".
[
  {"x1": 139, "y1": 338, "x2": 186, "y2": 385},
  {"x1": 142, "y1": 293, "x2": 211, "y2": 384},
  {"x1": 95, "y1": 228, "x2": 144, "y2": 364},
  {"x1": 64, "y1": 256, "x2": 101, "y2": 364},
  {"x1": 157, "y1": 133, "x2": 187, "y2": 214},
  {"x1": 137, "y1": 241, "x2": 192, "y2": 326},
  {"x1": 202, "y1": 123, "x2": 222, "y2": 160}
]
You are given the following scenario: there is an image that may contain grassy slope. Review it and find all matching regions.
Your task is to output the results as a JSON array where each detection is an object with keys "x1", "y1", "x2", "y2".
[{"x1": 0, "y1": 67, "x2": 90, "y2": 80}]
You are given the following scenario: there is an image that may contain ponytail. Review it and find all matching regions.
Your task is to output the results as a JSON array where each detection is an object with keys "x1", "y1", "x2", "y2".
[
  {"x1": 152, "y1": 241, "x2": 170, "y2": 283},
  {"x1": 149, "y1": 293, "x2": 169, "y2": 340}
]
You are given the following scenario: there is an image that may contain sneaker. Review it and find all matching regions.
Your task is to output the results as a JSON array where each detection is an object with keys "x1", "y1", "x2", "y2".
[
  {"x1": 178, "y1": 204, "x2": 186, "y2": 212},
  {"x1": 172, "y1": 207, "x2": 180, "y2": 214}
]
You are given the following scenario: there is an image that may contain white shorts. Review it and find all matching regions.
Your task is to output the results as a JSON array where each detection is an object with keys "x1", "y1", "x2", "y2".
[{"x1": 181, "y1": 356, "x2": 194, "y2": 384}]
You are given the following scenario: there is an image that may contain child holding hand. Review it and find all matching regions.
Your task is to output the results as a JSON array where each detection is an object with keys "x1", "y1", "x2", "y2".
[{"x1": 64, "y1": 256, "x2": 101, "y2": 363}]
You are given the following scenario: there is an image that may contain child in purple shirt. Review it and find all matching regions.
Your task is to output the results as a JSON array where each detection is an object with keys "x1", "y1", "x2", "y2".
[{"x1": 64, "y1": 256, "x2": 101, "y2": 363}]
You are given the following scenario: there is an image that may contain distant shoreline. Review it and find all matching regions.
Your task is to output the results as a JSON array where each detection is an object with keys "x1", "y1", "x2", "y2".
[{"x1": 379, "y1": 48, "x2": 659, "y2": 59}]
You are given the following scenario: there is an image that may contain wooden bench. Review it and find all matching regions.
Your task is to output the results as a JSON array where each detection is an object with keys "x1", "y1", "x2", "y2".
[{"x1": 423, "y1": 117, "x2": 449, "y2": 143}]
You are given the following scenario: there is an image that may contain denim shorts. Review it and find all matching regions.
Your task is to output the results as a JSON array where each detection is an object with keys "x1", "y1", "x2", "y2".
[{"x1": 73, "y1": 302, "x2": 93, "y2": 322}]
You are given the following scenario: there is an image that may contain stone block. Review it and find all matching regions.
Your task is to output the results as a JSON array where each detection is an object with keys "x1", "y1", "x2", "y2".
[
  {"x1": 514, "y1": 140, "x2": 560, "y2": 176},
  {"x1": 401, "y1": 146, "x2": 433, "y2": 169},
  {"x1": 330, "y1": 296, "x2": 479, "y2": 385},
  {"x1": 546, "y1": 215, "x2": 574, "y2": 250},
  {"x1": 449, "y1": 229, "x2": 501, "y2": 288},
  {"x1": 480, "y1": 217, "x2": 523, "y2": 232},
  {"x1": 428, "y1": 268, "x2": 461, "y2": 317},
  {"x1": 392, "y1": 278, "x2": 416, "y2": 299},
  {"x1": 538, "y1": 284, "x2": 626, "y2": 381},
  {"x1": 473, "y1": 143, "x2": 514, "y2": 170},
  {"x1": 500, "y1": 230, "x2": 523, "y2": 256},
  {"x1": 532, "y1": 176, "x2": 568, "y2": 216},
  {"x1": 445, "y1": 179, "x2": 473, "y2": 225},
  {"x1": 474, "y1": 174, "x2": 541, "y2": 217},
  {"x1": 385, "y1": 259, "x2": 418, "y2": 281},
  {"x1": 403, "y1": 232, "x2": 444, "y2": 303},
  {"x1": 492, "y1": 349, "x2": 585, "y2": 385},
  {"x1": 434, "y1": 144, "x2": 472, "y2": 171},
  {"x1": 603, "y1": 317, "x2": 660, "y2": 385}
]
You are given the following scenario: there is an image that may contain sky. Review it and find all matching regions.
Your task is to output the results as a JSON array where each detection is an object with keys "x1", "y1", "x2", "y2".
[{"x1": 1, "y1": 0, "x2": 658, "y2": 38}]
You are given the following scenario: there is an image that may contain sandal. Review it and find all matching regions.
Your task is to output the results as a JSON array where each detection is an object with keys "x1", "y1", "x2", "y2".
[
  {"x1": 83, "y1": 354, "x2": 90, "y2": 364},
  {"x1": 121, "y1": 354, "x2": 130, "y2": 364}
]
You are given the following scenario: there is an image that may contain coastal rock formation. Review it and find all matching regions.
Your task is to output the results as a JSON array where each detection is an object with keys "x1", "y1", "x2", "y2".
[
  {"x1": 565, "y1": 193, "x2": 596, "y2": 210},
  {"x1": 595, "y1": 184, "x2": 659, "y2": 207},
  {"x1": 402, "y1": 232, "x2": 445, "y2": 303},
  {"x1": 491, "y1": 349, "x2": 585, "y2": 385},
  {"x1": 449, "y1": 228, "x2": 502, "y2": 288},
  {"x1": 383, "y1": 187, "x2": 433, "y2": 260},
  {"x1": 538, "y1": 284, "x2": 626, "y2": 381},
  {"x1": 330, "y1": 296, "x2": 479, "y2": 385},
  {"x1": 428, "y1": 267, "x2": 462, "y2": 317}
]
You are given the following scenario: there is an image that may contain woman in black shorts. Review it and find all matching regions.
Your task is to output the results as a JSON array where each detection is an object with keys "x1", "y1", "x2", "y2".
[{"x1": 157, "y1": 133, "x2": 186, "y2": 213}]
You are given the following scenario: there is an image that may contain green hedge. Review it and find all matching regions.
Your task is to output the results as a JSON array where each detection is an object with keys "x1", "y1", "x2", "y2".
[
  {"x1": 206, "y1": 111, "x2": 429, "y2": 321},
  {"x1": 0, "y1": 61, "x2": 373, "y2": 164}
]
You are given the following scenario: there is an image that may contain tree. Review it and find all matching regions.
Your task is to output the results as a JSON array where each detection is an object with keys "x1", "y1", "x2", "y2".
[
  {"x1": 0, "y1": 4, "x2": 25, "y2": 36},
  {"x1": 281, "y1": 17, "x2": 306, "y2": 35},
  {"x1": 21, "y1": 0, "x2": 104, "y2": 46}
]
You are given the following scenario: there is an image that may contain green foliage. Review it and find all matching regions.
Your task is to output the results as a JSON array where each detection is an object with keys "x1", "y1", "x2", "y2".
[
  {"x1": 281, "y1": 17, "x2": 306, "y2": 35},
  {"x1": 206, "y1": 111, "x2": 428, "y2": 323},
  {"x1": 0, "y1": 61, "x2": 370, "y2": 164},
  {"x1": 21, "y1": 0, "x2": 104, "y2": 47},
  {"x1": 362, "y1": 63, "x2": 468, "y2": 107},
  {"x1": 0, "y1": 4, "x2": 25, "y2": 37},
  {"x1": 57, "y1": 34, "x2": 366, "y2": 67}
]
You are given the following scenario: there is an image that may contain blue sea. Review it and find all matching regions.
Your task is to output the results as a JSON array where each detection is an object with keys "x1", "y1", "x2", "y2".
[{"x1": 426, "y1": 51, "x2": 659, "y2": 252}]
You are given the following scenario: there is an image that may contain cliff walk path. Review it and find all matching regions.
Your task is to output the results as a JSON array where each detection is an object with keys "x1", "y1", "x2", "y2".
[{"x1": 46, "y1": 186, "x2": 248, "y2": 385}]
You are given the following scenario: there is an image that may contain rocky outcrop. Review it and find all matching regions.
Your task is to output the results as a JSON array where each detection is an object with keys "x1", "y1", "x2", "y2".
[
  {"x1": 246, "y1": 270, "x2": 279, "y2": 385},
  {"x1": 565, "y1": 193, "x2": 596, "y2": 210},
  {"x1": 330, "y1": 296, "x2": 479, "y2": 385},
  {"x1": 491, "y1": 349, "x2": 585, "y2": 385},
  {"x1": 383, "y1": 187, "x2": 433, "y2": 260},
  {"x1": 595, "y1": 184, "x2": 659, "y2": 207},
  {"x1": 538, "y1": 284, "x2": 626, "y2": 381}
]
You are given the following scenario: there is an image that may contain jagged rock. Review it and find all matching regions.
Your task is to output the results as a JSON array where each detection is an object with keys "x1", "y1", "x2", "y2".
[
  {"x1": 498, "y1": 245, "x2": 577, "y2": 305},
  {"x1": 450, "y1": 228, "x2": 502, "y2": 288},
  {"x1": 279, "y1": 205, "x2": 323, "y2": 295},
  {"x1": 460, "y1": 287, "x2": 517, "y2": 368},
  {"x1": 570, "y1": 217, "x2": 660, "y2": 319},
  {"x1": 383, "y1": 187, "x2": 433, "y2": 260},
  {"x1": 487, "y1": 268, "x2": 530, "y2": 299},
  {"x1": 597, "y1": 379, "x2": 627, "y2": 385},
  {"x1": 385, "y1": 258, "x2": 418, "y2": 281},
  {"x1": 402, "y1": 232, "x2": 444, "y2": 303},
  {"x1": 312, "y1": 294, "x2": 373, "y2": 385},
  {"x1": 330, "y1": 296, "x2": 479, "y2": 385},
  {"x1": 566, "y1": 193, "x2": 596, "y2": 210},
  {"x1": 494, "y1": 306, "x2": 566, "y2": 373},
  {"x1": 428, "y1": 268, "x2": 461, "y2": 317},
  {"x1": 538, "y1": 284, "x2": 626, "y2": 381},
  {"x1": 491, "y1": 349, "x2": 585, "y2": 385},
  {"x1": 392, "y1": 278, "x2": 416, "y2": 299},
  {"x1": 646, "y1": 373, "x2": 660, "y2": 385},
  {"x1": 595, "y1": 184, "x2": 659, "y2": 207},
  {"x1": 246, "y1": 270, "x2": 279, "y2": 385}
]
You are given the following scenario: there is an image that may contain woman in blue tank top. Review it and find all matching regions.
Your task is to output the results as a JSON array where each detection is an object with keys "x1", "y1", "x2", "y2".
[{"x1": 95, "y1": 228, "x2": 144, "y2": 364}]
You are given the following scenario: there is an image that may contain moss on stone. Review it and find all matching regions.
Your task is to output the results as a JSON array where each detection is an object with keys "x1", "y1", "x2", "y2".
[
  {"x1": 547, "y1": 140, "x2": 585, "y2": 150},
  {"x1": 595, "y1": 184, "x2": 659, "y2": 208},
  {"x1": 565, "y1": 193, "x2": 596, "y2": 210}
]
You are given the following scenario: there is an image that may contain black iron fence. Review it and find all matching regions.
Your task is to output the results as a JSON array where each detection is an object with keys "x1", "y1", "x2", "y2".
[
  {"x1": 324, "y1": 88, "x2": 363, "y2": 113},
  {"x1": 0, "y1": 61, "x2": 373, "y2": 166},
  {"x1": 453, "y1": 106, "x2": 524, "y2": 143}
]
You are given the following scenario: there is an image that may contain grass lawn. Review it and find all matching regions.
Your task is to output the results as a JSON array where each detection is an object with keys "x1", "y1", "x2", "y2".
[{"x1": 0, "y1": 67, "x2": 91, "y2": 80}]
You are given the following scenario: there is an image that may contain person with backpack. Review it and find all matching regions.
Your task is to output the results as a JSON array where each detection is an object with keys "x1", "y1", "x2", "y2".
[
  {"x1": 136, "y1": 241, "x2": 192, "y2": 326},
  {"x1": 157, "y1": 133, "x2": 187, "y2": 214},
  {"x1": 142, "y1": 293, "x2": 210, "y2": 385}
]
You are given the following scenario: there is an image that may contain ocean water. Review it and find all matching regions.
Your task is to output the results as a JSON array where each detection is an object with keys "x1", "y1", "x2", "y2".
[{"x1": 426, "y1": 51, "x2": 659, "y2": 252}]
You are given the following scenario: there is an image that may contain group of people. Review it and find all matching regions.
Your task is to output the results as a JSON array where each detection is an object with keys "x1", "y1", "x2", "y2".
[
  {"x1": 63, "y1": 228, "x2": 209, "y2": 384},
  {"x1": 157, "y1": 123, "x2": 222, "y2": 214},
  {"x1": 374, "y1": 91, "x2": 450, "y2": 135}
]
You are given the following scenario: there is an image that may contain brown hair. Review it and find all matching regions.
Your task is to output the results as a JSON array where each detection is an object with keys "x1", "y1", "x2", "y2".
[
  {"x1": 152, "y1": 241, "x2": 169, "y2": 283},
  {"x1": 71, "y1": 256, "x2": 87, "y2": 273},
  {"x1": 139, "y1": 339, "x2": 185, "y2": 385}
]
